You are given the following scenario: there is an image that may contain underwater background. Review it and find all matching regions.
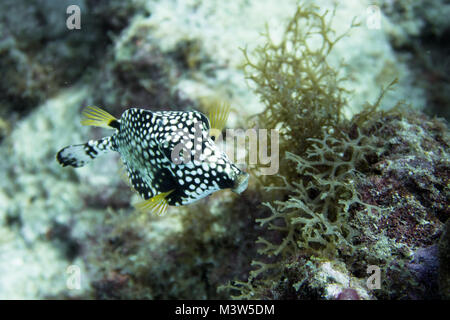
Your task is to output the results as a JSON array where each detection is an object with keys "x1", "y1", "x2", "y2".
[{"x1": 0, "y1": 0, "x2": 448, "y2": 299}]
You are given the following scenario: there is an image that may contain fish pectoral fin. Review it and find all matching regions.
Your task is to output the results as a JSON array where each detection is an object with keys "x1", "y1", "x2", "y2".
[
  {"x1": 81, "y1": 106, "x2": 119, "y2": 129},
  {"x1": 134, "y1": 190, "x2": 174, "y2": 216},
  {"x1": 208, "y1": 101, "x2": 231, "y2": 141}
]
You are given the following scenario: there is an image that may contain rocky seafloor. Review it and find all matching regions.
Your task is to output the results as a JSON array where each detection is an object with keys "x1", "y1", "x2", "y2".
[{"x1": 0, "y1": 0, "x2": 448, "y2": 299}]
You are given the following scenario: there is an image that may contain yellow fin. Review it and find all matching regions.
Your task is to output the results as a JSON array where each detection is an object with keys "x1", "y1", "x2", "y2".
[
  {"x1": 81, "y1": 106, "x2": 117, "y2": 129},
  {"x1": 208, "y1": 101, "x2": 231, "y2": 140},
  {"x1": 134, "y1": 190, "x2": 174, "y2": 216}
]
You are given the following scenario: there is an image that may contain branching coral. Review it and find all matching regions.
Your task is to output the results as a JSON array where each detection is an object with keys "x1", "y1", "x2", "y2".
[
  {"x1": 219, "y1": 1, "x2": 449, "y2": 300},
  {"x1": 218, "y1": 3, "x2": 374, "y2": 299},
  {"x1": 260, "y1": 130, "x2": 379, "y2": 253},
  {"x1": 222, "y1": 128, "x2": 381, "y2": 299},
  {"x1": 222, "y1": 95, "x2": 449, "y2": 299}
]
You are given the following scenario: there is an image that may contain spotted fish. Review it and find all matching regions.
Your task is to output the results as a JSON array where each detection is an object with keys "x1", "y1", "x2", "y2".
[{"x1": 56, "y1": 105, "x2": 249, "y2": 215}]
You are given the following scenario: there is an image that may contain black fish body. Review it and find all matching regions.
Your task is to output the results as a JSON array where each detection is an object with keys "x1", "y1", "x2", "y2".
[{"x1": 57, "y1": 106, "x2": 249, "y2": 213}]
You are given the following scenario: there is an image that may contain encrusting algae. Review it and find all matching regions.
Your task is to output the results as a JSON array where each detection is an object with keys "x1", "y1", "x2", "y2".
[{"x1": 56, "y1": 105, "x2": 249, "y2": 215}]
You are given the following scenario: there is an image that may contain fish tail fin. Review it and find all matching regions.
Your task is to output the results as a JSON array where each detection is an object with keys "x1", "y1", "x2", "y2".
[
  {"x1": 134, "y1": 190, "x2": 174, "y2": 216},
  {"x1": 208, "y1": 101, "x2": 231, "y2": 140},
  {"x1": 56, "y1": 137, "x2": 114, "y2": 168},
  {"x1": 81, "y1": 106, "x2": 120, "y2": 129}
]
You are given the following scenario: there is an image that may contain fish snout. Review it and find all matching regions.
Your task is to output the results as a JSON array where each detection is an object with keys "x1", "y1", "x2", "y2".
[{"x1": 232, "y1": 171, "x2": 249, "y2": 194}]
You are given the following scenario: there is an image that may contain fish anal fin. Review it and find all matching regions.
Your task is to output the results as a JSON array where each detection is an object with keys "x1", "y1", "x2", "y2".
[
  {"x1": 134, "y1": 190, "x2": 174, "y2": 216},
  {"x1": 81, "y1": 106, "x2": 119, "y2": 129}
]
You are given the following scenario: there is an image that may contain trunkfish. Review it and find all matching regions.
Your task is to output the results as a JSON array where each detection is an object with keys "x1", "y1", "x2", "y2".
[{"x1": 56, "y1": 104, "x2": 249, "y2": 215}]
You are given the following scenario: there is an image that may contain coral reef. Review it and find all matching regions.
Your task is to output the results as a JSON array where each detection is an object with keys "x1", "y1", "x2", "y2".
[
  {"x1": 0, "y1": 0, "x2": 144, "y2": 119},
  {"x1": 348, "y1": 111, "x2": 448, "y2": 299},
  {"x1": 0, "y1": 0, "x2": 447, "y2": 300},
  {"x1": 378, "y1": 0, "x2": 450, "y2": 120},
  {"x1": 223, "y1": 90, "x2": 449, "y2": 300},
  {"x1": 220, "y1": 3, "x2": 449, "y2": 300},
  {"x1": 439, "y1": 220, "x2": 450, "y2": 299},
  {"x1": 82, "y1": 190, "x2": 269, "y2": 299}
]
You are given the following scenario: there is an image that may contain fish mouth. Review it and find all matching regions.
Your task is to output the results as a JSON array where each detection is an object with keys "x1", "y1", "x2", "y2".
[{"x1": 232, "y1": 171, "x2": 249, "y2": 194}]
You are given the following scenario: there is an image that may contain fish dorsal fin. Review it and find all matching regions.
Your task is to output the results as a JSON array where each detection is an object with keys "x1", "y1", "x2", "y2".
[
  {"x1": 208, "y1": 102, "x2": 230, "y2": 141},
  {"x1": 134, "y1": 190, "x2": 174, "y2": 216},
  {"x1": 81, "y1": 106, "x2": 119, "y2": 129}
]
